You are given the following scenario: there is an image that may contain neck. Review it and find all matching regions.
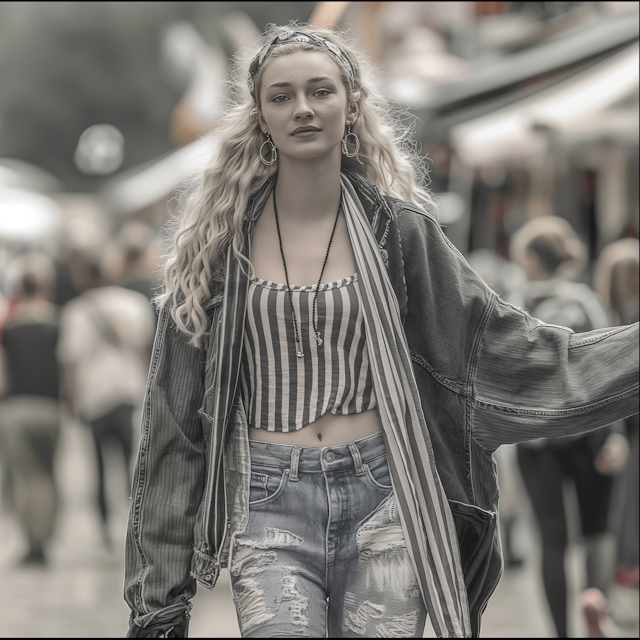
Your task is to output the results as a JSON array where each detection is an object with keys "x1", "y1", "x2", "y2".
[{"x1": 274, "y1": 151, "x2": 342, "y2": 222}]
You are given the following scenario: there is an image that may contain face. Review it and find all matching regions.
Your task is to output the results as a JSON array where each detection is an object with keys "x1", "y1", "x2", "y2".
[{"x1": 258, "y1": 50, "x2": 358, "y2": 163}]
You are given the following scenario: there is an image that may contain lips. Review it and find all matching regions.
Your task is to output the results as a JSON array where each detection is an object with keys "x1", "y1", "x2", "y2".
[{"x1": 291, "y1": 126, "x2": 321, "y2": 135}]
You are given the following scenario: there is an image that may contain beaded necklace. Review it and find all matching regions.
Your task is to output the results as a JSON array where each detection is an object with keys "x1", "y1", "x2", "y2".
[{"x1": 272, "y1": 187, "x2": 342, "y2": 358}]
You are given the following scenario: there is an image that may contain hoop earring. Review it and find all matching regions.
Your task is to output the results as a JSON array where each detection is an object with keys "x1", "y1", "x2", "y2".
[
  {"x1": 341, "y1": 125, "x2": 360, "y2": 158},
  {"x1": 259, "y1": 133, "x2": 277, "y2": 166}
]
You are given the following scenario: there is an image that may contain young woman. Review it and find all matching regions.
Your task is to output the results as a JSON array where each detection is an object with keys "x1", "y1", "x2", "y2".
[{"x1": 124, "y1": 24, "x2": 639, "y2": 638}]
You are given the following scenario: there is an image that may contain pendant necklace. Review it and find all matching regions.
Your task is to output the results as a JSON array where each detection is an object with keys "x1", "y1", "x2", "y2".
[{"x1": 273, "y1": 187, "x2": 342, "y2": 358}]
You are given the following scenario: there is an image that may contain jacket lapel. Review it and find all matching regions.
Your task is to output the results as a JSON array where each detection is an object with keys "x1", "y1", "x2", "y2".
[
  {"x1": 211, "y1": 178, "x2": 275, "y2": 437},
  {"x1": 345, "y1": 172, "x2": 408, "y2": 325}
]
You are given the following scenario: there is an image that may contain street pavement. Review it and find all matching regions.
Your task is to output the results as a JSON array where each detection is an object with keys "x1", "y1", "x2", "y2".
[{"x1": 1, "y1": 420, "x2": 637, "y2": 638}]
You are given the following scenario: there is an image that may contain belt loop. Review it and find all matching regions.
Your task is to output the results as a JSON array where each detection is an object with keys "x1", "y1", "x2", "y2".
[
  {"x1": 289, "y1": 447, "x2": 302, "y2": 481},
  {"x1": 347, "y1": 442, "x2": 366, "y2": 476}
]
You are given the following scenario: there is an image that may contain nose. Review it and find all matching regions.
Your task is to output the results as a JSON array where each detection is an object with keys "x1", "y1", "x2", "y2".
[{"x1": 293, "y1": 94, "x2": 314, "y2": 120}]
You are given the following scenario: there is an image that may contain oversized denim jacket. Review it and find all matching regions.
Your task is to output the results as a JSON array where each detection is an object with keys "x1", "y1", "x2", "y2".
[{"x1": 124, "y1": 173, "x2": 639, "y2": 638}]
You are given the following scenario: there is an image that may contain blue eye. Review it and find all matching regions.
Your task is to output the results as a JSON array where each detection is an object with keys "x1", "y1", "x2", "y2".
[
  {"x1": 272, "y1": 95, "x2": 288, "y2": 102},
  {"x1": 315, "y1": 89, "x2": 330, "y2": 97}
]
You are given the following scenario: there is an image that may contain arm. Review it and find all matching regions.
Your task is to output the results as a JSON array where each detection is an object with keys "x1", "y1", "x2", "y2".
[
  {"x1": 394, "y1": 204, "x2": 639, "y2": 454},
  {"x1": 124, "y1": 306, "x2": 207, "y2": 637},
  {"x1": 472, "y1": 296, "x2": 638, "y2": 451}
]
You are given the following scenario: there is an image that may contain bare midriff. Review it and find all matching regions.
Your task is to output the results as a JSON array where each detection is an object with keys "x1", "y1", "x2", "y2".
[{"x1": 248, "y1": 408, "x2": 381, "y2": 447}]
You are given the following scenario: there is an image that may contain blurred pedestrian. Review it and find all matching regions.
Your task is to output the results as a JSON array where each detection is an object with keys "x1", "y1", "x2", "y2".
[
  {"x1": 508, "y1": 216, "x2": 629, "y2": 638},
  {"x1": 594, "y1": 238, "x2": 639, "y2": 632},
  {"x1": 594, "y1": 238, "x2": 639, "y2": 327},
  {"x1": 104, "y1": 220, "x2": 160, "y2": 304},
  {"x1": 123, "y1": 24, "x2": 638, "y2": 639},
  {"x1": 0, "y1": 252, "x2": 61, "y2": 566},
  {"x1": 57, "y1": 257, "x2": 155, "y2": 549}
]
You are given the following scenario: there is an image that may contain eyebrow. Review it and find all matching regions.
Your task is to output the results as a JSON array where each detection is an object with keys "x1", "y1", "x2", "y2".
[{"x1": 266, "y1": 76, "x2": 333, "y2": 89}]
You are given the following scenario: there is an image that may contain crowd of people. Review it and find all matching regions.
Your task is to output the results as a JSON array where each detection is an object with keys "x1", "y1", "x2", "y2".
[
  {"x1": 0, "y1": 211, "x2": 637, "y2": 638},
  {"x1": 0, "y1": 220, "x2": 157, "y2": 562}
]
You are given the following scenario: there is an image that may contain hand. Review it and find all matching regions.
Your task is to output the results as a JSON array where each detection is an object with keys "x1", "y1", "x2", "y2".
[
  {"x1": 595, "y1": 432, "x2": 629, "y2": 475},
  {"x1": 127, "y1": 619, "x2": 188, "y2": 638}
]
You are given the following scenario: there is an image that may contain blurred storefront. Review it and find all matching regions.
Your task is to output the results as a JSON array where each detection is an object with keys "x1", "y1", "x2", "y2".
[
  {"x1": 408, "y1": 4, "x2": 640, "y2": 265},
  {"x1": 94, "y1": 2, "x2": 639, "y2": 274},
  {"x1": 2, "y1": 1, "x2": 637, "y2": 271}
]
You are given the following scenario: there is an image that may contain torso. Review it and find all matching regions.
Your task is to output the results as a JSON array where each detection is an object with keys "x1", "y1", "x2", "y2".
[{"x1": 247, "y1": 195, "x2": 381, "y2": 446}]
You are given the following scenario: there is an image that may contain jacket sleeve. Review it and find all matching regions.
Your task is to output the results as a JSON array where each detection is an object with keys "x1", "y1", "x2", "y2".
[
  {"x1": 124, "y1": 305, "x2": 207, "y2": 637},
  {"x1": 472, "y1": 295, "x2": 639, "y2": 451},
  {"x1": 395, "y1": 203, "x2": 639, "y2": 454}
]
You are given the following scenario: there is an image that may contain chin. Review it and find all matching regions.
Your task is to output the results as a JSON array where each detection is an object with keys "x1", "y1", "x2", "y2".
[{"x1": 281, "y1": 145, "x2": 341, "y2": 163}]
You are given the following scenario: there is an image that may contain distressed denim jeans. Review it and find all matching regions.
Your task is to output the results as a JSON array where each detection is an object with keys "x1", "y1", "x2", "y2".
[{"x1": 229, "y1": 431, "x2": 427, "y2": 638}]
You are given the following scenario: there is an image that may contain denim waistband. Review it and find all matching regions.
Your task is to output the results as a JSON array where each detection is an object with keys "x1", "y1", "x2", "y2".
[{"x1": 248, "y1": 431, "x2": 387, "y2": 478}]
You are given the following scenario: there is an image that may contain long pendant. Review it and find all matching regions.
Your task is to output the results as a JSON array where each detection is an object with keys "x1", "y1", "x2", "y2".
[{"x1": 273, "y1": 187, "x2": 341, "y2": 359}]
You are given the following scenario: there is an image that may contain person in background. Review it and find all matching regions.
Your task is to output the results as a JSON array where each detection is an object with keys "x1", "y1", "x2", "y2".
[
  {"x1": 593, "y1": 238, "x2": 639, "y2": 632},
  {"x1": 103, "y1": 220, "x2": 160, "y2": 305},
  {"x1": 0, "y1": 245, "x2": 17, "y2": 511},
  {"x1": 508, "y1": 216, "x2": 629, "y2": 638},
  {"x1": 0, "y1": 252, "x2": 61, "y2": 566},
  {"x1": 57, "y1": 258, "x2": 155, "y2": 549}
]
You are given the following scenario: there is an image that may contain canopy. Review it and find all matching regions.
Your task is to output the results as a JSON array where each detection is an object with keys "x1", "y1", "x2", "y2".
[
  {"x1": 414, "y1": 9, "x2": 639, "y2": 143},
  {"x1": 100, "y1": 136, "x2": 212, "y2": 215},
  {"x1": 450, "y1": 43, "x2": 639, "y2": 166}
]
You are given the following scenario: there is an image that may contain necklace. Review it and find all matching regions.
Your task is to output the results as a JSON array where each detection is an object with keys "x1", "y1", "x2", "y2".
[{"x1": 273, "y1": 187, "x2": 342, "y2": 358}]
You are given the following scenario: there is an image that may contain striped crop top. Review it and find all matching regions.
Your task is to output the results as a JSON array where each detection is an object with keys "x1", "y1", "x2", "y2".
[{"x1": 241, "y1": 272, "x2": 377, "y2": 432}]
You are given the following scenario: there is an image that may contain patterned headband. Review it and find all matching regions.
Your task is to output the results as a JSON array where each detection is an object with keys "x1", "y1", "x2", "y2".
[{"x1": 248, "y1": 30, "x2": 357, "y2": 99}]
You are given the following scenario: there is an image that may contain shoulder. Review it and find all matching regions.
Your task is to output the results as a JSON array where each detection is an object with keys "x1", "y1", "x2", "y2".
[
  {"x1": 383, "y1": 196, "x2": 469, "y2": 266},
  {"x1": 384, "y1": 197, "x2": 443, "y2": 241},
  {"x1": 96, "y1": 286, "x2": 153, "y2": 313},
  {"x1": 550, "y1": 281, "x2": 610, "y2": 330},
  {"x1": 101, "y1": 285, "x2": 148, "y2": 302},
  {"x1": 385, "y1": 197, "x2": 439, "y2": 223}
]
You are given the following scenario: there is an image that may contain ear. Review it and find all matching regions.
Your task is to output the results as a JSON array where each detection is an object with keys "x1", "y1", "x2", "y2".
[
  {"x1": 257, "y1": 110, "x2": 269, "y2": 135},
  {"x1": 347, "y1": 101, "x2": 360, "y2": 127}
]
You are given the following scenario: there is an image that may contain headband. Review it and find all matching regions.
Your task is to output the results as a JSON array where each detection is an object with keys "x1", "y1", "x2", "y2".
[{"x1": 248, "y1": 30, "x2": 357, "y2": 99}]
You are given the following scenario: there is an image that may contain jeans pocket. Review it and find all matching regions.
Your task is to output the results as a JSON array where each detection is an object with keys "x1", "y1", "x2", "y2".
[
  {"x1": 363, "y1": 455, "x2": 393, "y2": 492},
  {"x1": 248, "y1": 468, "x2": 289, "y2": 507}
]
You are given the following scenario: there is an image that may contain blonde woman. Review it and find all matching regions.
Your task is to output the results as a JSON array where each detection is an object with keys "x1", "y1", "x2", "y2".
[{"x1": 124, "y1": 24, "x2": 639, "y2": 638}]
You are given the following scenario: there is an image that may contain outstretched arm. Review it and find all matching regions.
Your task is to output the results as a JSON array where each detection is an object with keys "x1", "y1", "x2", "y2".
[
  {"x1": 472, "y1": 297, "x2": 638, "y2": 451},
  {"x1": 394, "y1": 202, "x2": 638, "y2": 455}
]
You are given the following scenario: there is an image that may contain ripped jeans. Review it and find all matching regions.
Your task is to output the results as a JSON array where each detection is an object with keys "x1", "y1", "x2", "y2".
[{"x1": 229, "y1": 431, "x2": 427, "y2": 638}]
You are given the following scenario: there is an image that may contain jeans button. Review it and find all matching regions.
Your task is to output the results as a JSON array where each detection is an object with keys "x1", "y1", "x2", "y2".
[{"x1": 325, "y1": 451, "x2": 336, "y2": 462}]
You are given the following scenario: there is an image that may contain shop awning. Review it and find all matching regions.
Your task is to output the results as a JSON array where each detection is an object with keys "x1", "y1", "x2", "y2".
[
  {"x1": 100, "y1": 136, "x2": 212, "y2": 215},
  {"x1": 414, "y1": 9, "x2": 639, "y2": 143},
  {"x1": 449, "y1": 43, "x2": 639, "y2": 166}
]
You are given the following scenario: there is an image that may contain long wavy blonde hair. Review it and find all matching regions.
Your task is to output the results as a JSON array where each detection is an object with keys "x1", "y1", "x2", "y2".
[{"x1": 158, "y1": 22, "x2": 435, "y2": 346}]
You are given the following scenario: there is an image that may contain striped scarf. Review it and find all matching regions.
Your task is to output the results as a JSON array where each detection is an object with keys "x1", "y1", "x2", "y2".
[{"x1": 341, "y1": 174, "x2": 471, "y2": 638}]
